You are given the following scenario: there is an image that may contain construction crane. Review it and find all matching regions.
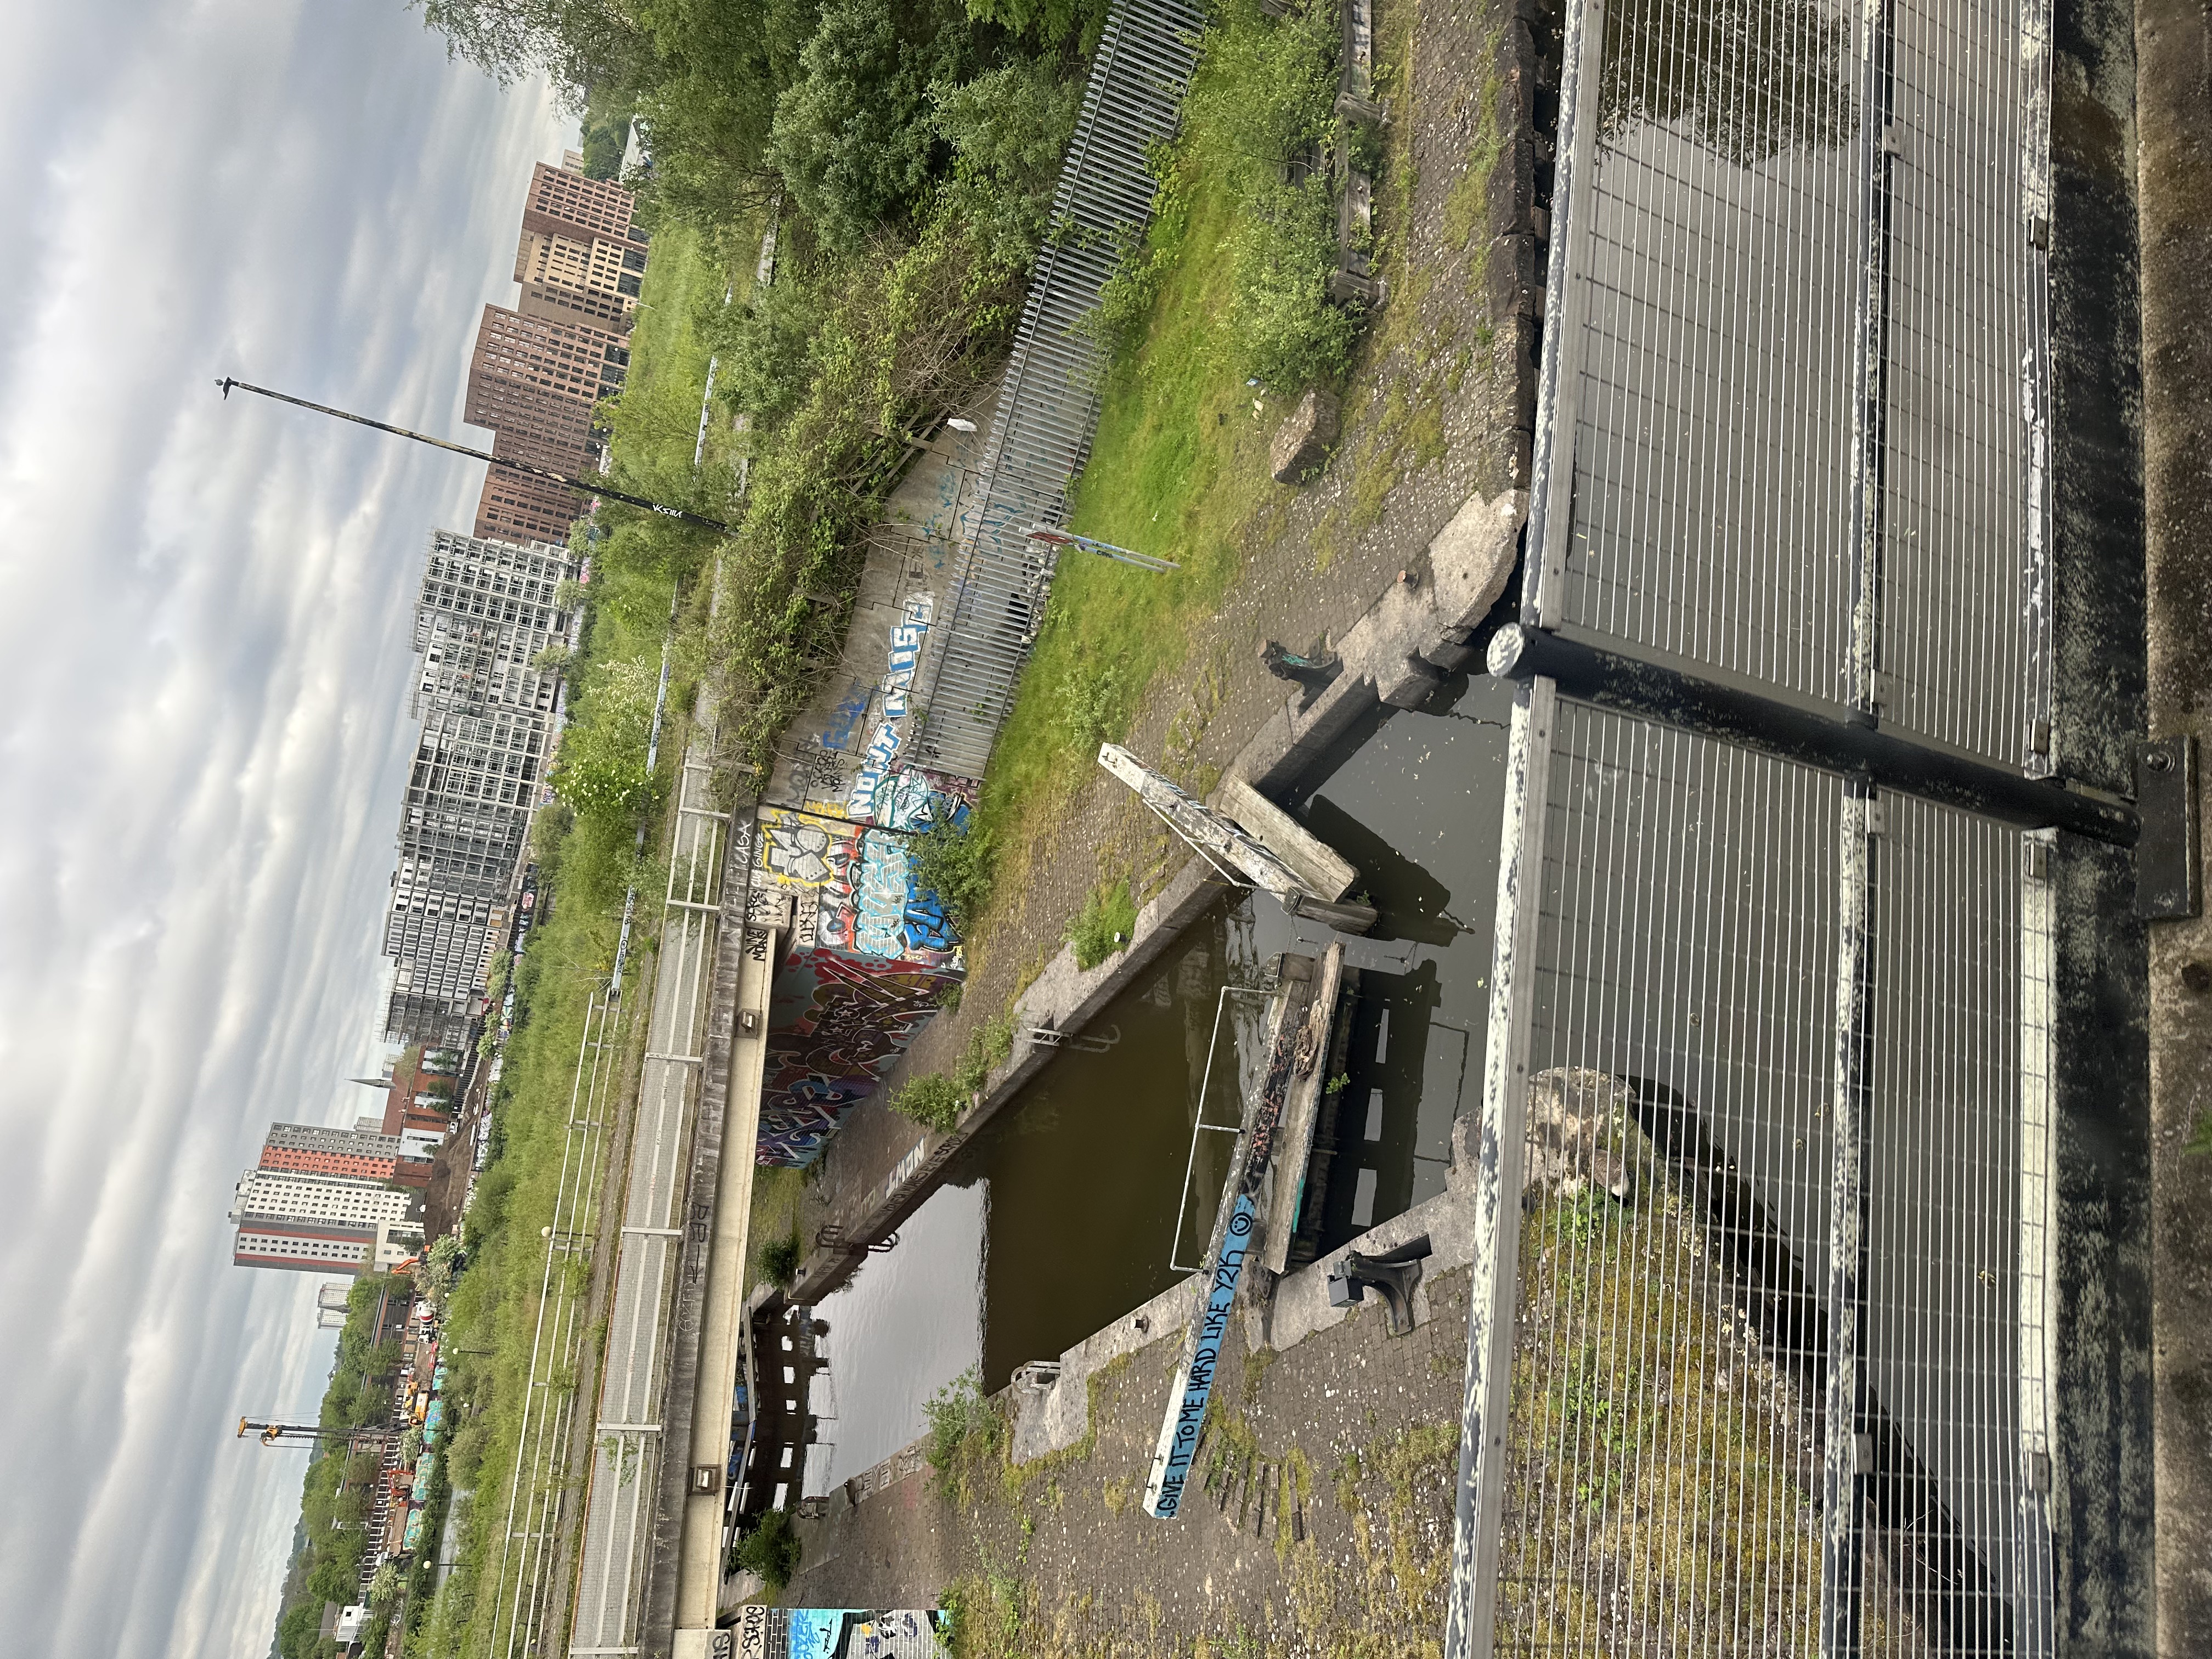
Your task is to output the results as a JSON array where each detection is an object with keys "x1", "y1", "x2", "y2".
[{"x1": 236, "y1": 1417, "x2": 390, "y2": 1452}]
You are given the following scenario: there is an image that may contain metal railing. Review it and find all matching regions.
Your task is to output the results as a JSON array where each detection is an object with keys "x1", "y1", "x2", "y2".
[
  {"x1": 1446, "y1": 0, "x2": 2068, "y2": 1649},
  {"x1": 567, "y1": 761, "x2": 727, "y2": 1657},
  {"x1": 909, "y1": 0, "x2": 1205, "y2": 781},
  {"x1": 486, "y1": 992, "x2": 621, "y2": 1659}
]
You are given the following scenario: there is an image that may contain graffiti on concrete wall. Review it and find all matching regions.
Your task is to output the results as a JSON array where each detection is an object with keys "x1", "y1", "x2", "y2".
[
  {"x1": 844, "y1": 594, "x2": 933, "y2": 821},
  {"x1": 731, "y1": 1604, "x2": 950, "y2": 1659},
  {"x1": 755, "y1": 950, "x2": 957, "y2": 1166}
]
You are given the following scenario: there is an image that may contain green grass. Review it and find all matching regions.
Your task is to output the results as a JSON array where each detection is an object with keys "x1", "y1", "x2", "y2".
[
  {"x1": 410, "y1": 221, "x2": 755, "y2": 1659},
  {"x1": 1065, "y1": 879, "x2": 1137, "y2": 969},
  {"x1": 978, "y1": 120, "x2": 1279, "y2": 883}
]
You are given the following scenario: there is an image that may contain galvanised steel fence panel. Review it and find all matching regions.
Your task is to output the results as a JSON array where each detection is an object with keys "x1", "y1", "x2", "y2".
[
  {"x1": 909, "y1": 0, "x2": 1204, "y2": 781},
  {"x1": 1867, "y1": 0, "x2": 2044, "y2": 766},
  {"x1": 1527, "y1": 0, "x2": 2050, "y2": 768},
  {"x1": 1448, "y1": 690, "x2": 2057, "y2": 1656}
]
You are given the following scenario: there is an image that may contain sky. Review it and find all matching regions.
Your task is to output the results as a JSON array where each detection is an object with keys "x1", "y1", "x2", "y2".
[{"x1": 0, "y1": 0, "x2": 571, "y2": 1651}]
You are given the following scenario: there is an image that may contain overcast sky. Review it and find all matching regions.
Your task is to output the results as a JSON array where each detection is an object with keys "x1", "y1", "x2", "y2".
[{"x1": 0, "y1": 0, "x2": 569, "y2": 1651}]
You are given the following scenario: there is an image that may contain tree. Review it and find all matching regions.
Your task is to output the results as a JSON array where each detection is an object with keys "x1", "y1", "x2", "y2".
[
  {"x1": 368, "y1": 1561, "x2": 403, "y2": 1606},
  {"x1": 963, "y1": 0, "x2": 1108, "y2": 47},
  {"x1": 931, "y1": 58, "x2": 1084, "y2": 264},
  {"x1": 408, "y1": 0, "x2": 645, "y2": 97},
  {"x1": 765, "y1": 0, "x2": 972, "y2": 250}
]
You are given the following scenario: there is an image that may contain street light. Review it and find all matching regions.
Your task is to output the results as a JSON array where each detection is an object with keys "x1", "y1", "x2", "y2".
[{"x1": 217, "y1": 377, "x2": 735, "y2": 535}]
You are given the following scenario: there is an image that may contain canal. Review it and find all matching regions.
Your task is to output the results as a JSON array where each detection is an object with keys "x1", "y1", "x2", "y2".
[{"x1": 804, "y1": 667, "x2": 1517, "y2": 1493}]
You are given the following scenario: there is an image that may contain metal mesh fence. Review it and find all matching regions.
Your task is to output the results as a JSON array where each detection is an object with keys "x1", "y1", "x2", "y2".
[
  {"x1": 1870, "y1": 0, "x2": 2039, "y2": 764},
  {"x1": 1534, "y1": 0, "x2": 1862, "y2": 703},
  {"x1": 909, "y1": 0, "x2": 1203, "y2": 780},
  {"x1": 1456, "y1": 694, "x2": 2056, "y2": 1655},
  {"x1": 1532, "y1": 0, "x2": 2047, "y2": 767},
  {"x1": 1859, "y1": 796, "x2": 2026, "y2": 1654},
  {"x1": 1494, "y1": 702, "x2": 1839, "y2": 1649}
]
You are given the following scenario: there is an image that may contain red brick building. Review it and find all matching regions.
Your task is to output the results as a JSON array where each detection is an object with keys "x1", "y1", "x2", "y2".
[
  {"x1": 465, "y1": 156, "x2": 646, "y2": 543},
  {"x1": 258, "y1": 1121, "x2": 433, "y2": 1188}
]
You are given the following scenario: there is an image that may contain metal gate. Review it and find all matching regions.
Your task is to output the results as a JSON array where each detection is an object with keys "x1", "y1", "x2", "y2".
[
  {"x1": 1445, "y1": 0, "x2": 2086, "y2": 1648},
  {"x1": 908, "y1": 0, "x2": 1204, "y2": 781}
]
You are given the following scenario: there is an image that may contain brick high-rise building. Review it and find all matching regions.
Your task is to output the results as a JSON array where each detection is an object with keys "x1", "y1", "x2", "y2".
[
  {"x1": 228, "y1": 1156, "x2": 426, "y2": 1277},
  {"x1": 259, "y1": 1121, "x2": 432, "y2": 1188},
  {"x1": 233, "y1": 1217, "x2": 422, "y2": 1276},
  {"x1": 522, "y1": 156, "x2": 645, "y2": 245},
  {"x1": 463, "y1": 155, "x2": 646, "y2": 543},
  {"x1": 464, "y1": 305, "x2": 630, "y2": 541},
  {"x1": 474, "y1": 438, "x2": 584, "y2": 544}
]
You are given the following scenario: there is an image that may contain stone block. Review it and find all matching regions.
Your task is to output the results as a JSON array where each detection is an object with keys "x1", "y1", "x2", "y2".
[
  {"x1": 1502, "y1": 312, "x2": 1541, "y2": 425},
  {"x1": 1506, "y1": 427, "x2": 1534, "y2": 489},
  {"x1": 1487, "y1": 130, "x2": 1537, "y2": 238},
  {"x1": 1486, "y1": 231, "x2": 1544, "y2": 321},
  {"x1": 1269, "y1": 389, "x2": 1342, "y2": 483},
  {"x1": 1499, "y1": 16, "x2": 1540, "y2": 81}
]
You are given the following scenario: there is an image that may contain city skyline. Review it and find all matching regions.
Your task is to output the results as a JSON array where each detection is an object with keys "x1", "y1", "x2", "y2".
[{"x1": 0, "y1": 0, "x2": 576, "y2": 1650}]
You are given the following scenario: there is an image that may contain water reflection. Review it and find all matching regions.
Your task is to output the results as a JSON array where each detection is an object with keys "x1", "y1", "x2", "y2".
[
  {"x1": 1599, "y1": 0, "x2": 1855, "y2": 161},
  {"x1": 803, "y1": 1182, "x2": 984, "y2": 1495}
]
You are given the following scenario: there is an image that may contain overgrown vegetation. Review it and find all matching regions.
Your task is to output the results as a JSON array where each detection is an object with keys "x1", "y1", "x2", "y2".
[
  {"x1": 730, "y1": 1506, "x2": 801, "y2": 1591},
  {"x1": 979, "y1": 0, "x2": 1374, "y2": 888},
  {"x1": 1188, "y1": 0, "x2": 1361, "y2": 392},
  {"x1": 759, "y1": 1230, "x2": 803, "y2": 1288},
  {"x1": 893, "y1": 1003, "x2": 1015, "y2": 1128},
  {"x1": 271, "y1": 1277, "x2": 405, "y2": 1659},
  {"x1": 891, "y1": 1071, "x2": 967, "y2": 1131},
  {"x1": 924, "y1": 1366, "x2": 1006, "y2": 1504},
  {"x1": 909, "y1": 816, "x2": 998, "y2": 935},
  {"x1": 1065, "y1": 879, "x2": 1136, "y2": 969},
  {"x1": 416, "y1": 0, "x2": 1103, "y2": 774}
]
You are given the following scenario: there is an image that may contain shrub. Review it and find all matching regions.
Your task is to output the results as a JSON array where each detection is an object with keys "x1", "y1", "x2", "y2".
[
  {"x1": 1233, "y1": 174, "x2": 1361, "y2": 392},
  {"x1": 963, "y1": 0, "x2": 1110, "y2": 47},
  {"x1": 732, "y1": 1508, "x2": 802, "y2": 1592},
  {"x1": 765, "y1": 0, "x2": 971, "y2": 251},
  {"x1": 891, "y1": 1072, "x2": 965, "y2": 1130},
  {"x1": 1066, "y1": 879, "x2": 1137, "y2": 970},
  {"x1": 923, "y1": 1367, "x2": 1003, "y2": 1477},
  {"x1": 932, "y1": 58, "x2": 1085, "y2": 266},
  {"x1": 1056, "y1": 662, "x2": 1125, "y2": 753},
  {"x1": 761, "y1": 1232, "x2": 803, "y2": 1289},
  {"x1": 909, "y1": 818, "x2": 996, "y2": 934},
  {"x1": 1184, "y1": 0, "x2": 1363, "y2": 391}
]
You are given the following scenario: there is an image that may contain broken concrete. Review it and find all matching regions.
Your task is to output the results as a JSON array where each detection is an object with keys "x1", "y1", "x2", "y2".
[{"x1": 1267, "y1": 388, "x2": 1341, "y2": 483}]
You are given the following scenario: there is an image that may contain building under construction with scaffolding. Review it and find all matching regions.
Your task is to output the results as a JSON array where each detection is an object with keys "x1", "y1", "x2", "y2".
[{"x1": 382, "y1": 529, "x2": 575, "y2": 1046}]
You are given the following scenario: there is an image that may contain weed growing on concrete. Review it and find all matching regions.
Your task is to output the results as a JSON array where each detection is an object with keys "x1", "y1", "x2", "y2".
[
  {"x1": 890, "y1": 1072, "x2": 964, "y2": 1131},
  {"x1": 759, "y1": 1231, "x2": 802, "y2": 1290},
  {"x1": 950, "y1": 1007, "x2": 1017, "y2": 1097},
  {"x1": 925, "y1": 1368, "x2": 1007, "y2": 1507},
  {"x1": 1066, "y1": 881, "x2": 1137, "y2": 970},
  {"x1": 939, "y1": 1556, "x2": 1023, "y2": 1659}
]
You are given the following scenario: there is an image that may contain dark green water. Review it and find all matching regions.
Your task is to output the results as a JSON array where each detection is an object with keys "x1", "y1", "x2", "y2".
[{"x1": 805, "y1": 671, "x2": 1515, "y2": 1484}]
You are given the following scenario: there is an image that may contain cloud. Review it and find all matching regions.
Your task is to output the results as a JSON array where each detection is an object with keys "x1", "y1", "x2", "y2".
[{"x1": 0, "y1": 0, "x2": 568, "y2": 1652}]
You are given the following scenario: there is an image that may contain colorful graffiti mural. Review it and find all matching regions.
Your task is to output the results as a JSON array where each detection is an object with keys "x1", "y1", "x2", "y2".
[
  {"x1": 747, "y1": 769, "x2": 977, "y2": 1166},
  {"x1": 731, "y1": 1605, "x2": 949, "y2": 1659},
  {"x1": 754, "y1": 950, "x2": 957, "y2": 1165},
  {"x1": 844, "y1": 594, "x2": 933, "y2": 820}
]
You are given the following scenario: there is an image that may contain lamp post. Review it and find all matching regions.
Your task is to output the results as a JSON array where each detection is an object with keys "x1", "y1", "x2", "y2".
[{"x1": 216, "y1": 377, "x2": 734, "y2": 535}]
